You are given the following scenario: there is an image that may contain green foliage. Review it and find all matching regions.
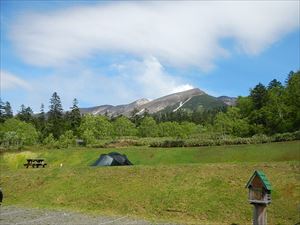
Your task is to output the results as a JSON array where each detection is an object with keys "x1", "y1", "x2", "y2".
[
  {"x1": 16, "y1": 104, "x2": 34, "y2": 123},
  {"x1": 81, "y1": 129, "x2": 97, "y2": 145},
  {"x1": 233, "y1": 71, "x2": 300, "y2": 136},
  {"x1": 79, "y1": 114, "x2": 113, "y2": 140},
  {"x1": 158, "y1": 121, "x2": 181, "y2": 137},
  {"x1": 285, "y1": 71, "x2": 300, "y2": 130},
  {"x1": 2, "y1": 70, "x2": 299, "y2": 147},
  {"x1": 112, "y1": 116, "x2": 137, "y2": 136},
  {"x1": 138, "y1": 116, "x2": 158, "y2": 137},
  {"x1": 0, "y1": 100, "x2": 13, "y2": 123},
  {"x1": 0, "y1": 118, "x2": 38, "y2": 147},
  {"x1": 1, "y1": 132, "x2": 21, "y2": 148},
  {"x1": 214, "y1": 107, "x2": 251, "y2": 137},
  {"x1": 65, "y1": 98, "x2": 81, "y2": 136},
  {"x1": 43, "y1": 133, "x2": 58, "y2": 148},
  {"x1": 46, "y1": 92, "x2": 65, "y2": 139},
  {"x1": 35, "y1": 104, "x2": 47, "y2": 141},
  {"x1": 250, "y1": 83, "x2": 268, "y2": 110},
  {"x1": 58, "y1": 130, "x2": 76, "y2": 148},
  {"x1": 150, "y1": 131, "x2": 300, "y2": 148}
]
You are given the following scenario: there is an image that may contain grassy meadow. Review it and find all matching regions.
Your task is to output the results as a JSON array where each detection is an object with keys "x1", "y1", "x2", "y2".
[{"x1": 0, "y1": 141, "x2": 299, "y2": 224}]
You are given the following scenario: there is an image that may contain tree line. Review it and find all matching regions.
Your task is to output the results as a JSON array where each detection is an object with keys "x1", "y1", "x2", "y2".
[{"x1": 0, "y1": 70, "x2": 299, "y2": 148}]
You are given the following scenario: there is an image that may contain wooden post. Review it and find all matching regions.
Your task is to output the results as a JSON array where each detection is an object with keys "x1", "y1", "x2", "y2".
[
  {"x1": 253, "y1": 204, "x2": 267, "y2": 225},
  {"x1": 246, "y1": 171, "x2": 272, "y2": 225}
]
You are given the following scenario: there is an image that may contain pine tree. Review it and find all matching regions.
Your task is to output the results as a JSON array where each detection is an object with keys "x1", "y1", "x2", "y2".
[
  {"x1": 36, "y1": 103, "x2": 46, "y2": 135},
  {"x1": 16, "y1": 104, "x2": 33, "y2": 123},
  {"x1": 47, "y1": 92, "x2": 64, "y2": 139},
  {"x1": 67, "y1": 98, "x2": 81, "y2": 136},
  {"x1": 250, "y1": 83, "x2": 268, "y2": 110},
  {"x1": 4, "y1": 101, "x2": 13, "y2": 119},
  {"x1": 0, "y1": 100, "x2": 13, "y2": 122}
]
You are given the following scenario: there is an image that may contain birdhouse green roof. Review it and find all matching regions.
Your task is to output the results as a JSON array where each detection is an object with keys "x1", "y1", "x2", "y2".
[{"x1": 246, "y1": 170, "x2": 272, "y2": 191}]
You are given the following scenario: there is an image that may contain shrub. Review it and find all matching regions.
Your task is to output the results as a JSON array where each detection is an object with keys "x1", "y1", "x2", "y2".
[
  {"x1": 273, "y1": 132, "x2": 296, "y2": 142},
  {"x1": 0, "y1": 118, "x2": 38, "y2": 148},
  {"x1": 58, "y1": 130, "x2": 76, "y2": 148},
  {"x1": 150, "y1": 140, "x2": 185, "y2": 148},
  {"x1": 43, "y1": 133, "x2": 58, "y2": 148}
]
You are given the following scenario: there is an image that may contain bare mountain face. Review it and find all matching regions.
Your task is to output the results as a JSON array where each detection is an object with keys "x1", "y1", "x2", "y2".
[
  {"x1": 80, "y1": 88, "x2": 235, "y2": 117},
  {"x1": 217, "y1": 96, "x2": 237, "y2": 106}
]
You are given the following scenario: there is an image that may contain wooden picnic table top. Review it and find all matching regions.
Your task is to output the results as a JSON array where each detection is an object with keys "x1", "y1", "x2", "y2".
[{"x1": 26, "y1": 159, "x2": 45, "y2": 162}]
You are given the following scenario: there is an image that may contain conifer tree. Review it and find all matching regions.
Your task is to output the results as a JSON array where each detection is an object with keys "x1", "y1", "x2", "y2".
[
  {"x1": 47, "y1": 92, "x2": 64, "y2": 139},
  {"x1": 16, "y1": 104, "x2": 33, "y2": 123},
  {"x1": 66, "y1": 98, "x2": 81, "y2": 136}
]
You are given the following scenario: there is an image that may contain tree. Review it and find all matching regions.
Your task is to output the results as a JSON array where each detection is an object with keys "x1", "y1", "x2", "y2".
[
  {"x1": 43, "y1": 133, "x2": 57, "y2": 148},
  {"x1": 79, "y1": 115, "x2": 113, "y2": 140},
  {"x1": 284, "y1": 70, "x2": 300, "y2": 130},
  {"x1": 66, "y1": 98, "x2": 81, "y2": 136},
  {"x1": 130, "y1": 108, "x2": 142, "y2": 126},
  {"x1": 236, "y1": 96, "x2": 253, "y2": 118},
  {"x1": 268, "y1": 79, "x2": 283, "y2": 90},
  {"x1": 113, "y1": 116, "x2": 137, "y2": 137},
  {"x1": 250, "y1": 83, "x2": 268, "y2": 110},
  {"x1": 214, "y1": 107, "x2": 251, "y2": 137},
  {"x1": 37, "y1": 104, "x2": 46, "y2": 130},
  {"x1": 81, "y1": 129, "x2": 96, "y2": 145},
  {"x1": 16, "y1": 104, "x2": 34, "y2": 123},
  {"x1": 46, "y1": 92, "x2": 64, "y2": 139},
  {"x1": 158, "y1": 121, "x2": 179, "y2": 137},
  {"x1": 180, "y1": 121, "x2": 197, "y2": 138},
  {"x1": 138, "y1": 116, "x2": 158, "y2": 137},
  {"x1": 0, "y1": 118, "x2": 38, "y2": 147},
  {"x1": 35, "y1": 103, "x2": 47, "y2": 141},
  {"x1": 263, "y1": 80, "x2": 288, "y2": 133},
  {"x1": 0, "y1": 101, "x2": 13, "y2": 122},
  {"x1": 4, "y1": 101, "x2": 13, "y2": 119},
  {"x1": 58, "y1": 130, "x2": 76, "y2": 148}
]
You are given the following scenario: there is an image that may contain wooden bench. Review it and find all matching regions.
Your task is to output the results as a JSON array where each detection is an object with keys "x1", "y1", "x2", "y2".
[{"x1": 24, "y1": 159, "x2": 47, "y2": 168}]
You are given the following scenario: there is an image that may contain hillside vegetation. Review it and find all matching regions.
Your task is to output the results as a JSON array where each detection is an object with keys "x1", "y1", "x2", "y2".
[
  {"x1": 1, "y1": 141, "x2": 299, "y2": 224},
  {"x1": 0, "y1": 71, "x2": 299, "y2": 150}
]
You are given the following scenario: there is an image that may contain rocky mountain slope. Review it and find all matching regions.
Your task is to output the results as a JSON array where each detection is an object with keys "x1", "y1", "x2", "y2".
[{"x1": 80, "y1": 88, "x2": 236, "y2": 117}]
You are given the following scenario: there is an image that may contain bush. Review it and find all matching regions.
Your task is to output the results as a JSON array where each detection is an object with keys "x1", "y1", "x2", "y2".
[
  {"x1": 149, "y1": 132, "x2": 299, "y2": 148},
  {"x1": 150, "y1": 140, "x2": 185, "y2": 148},
  {"x1": 0, "y1": 118, "x2": 38, "y2": 148},
  {"x1": 1, "y1": 131, "x2": 22, "y2": 149},
  {"x1": 58, "y1": 130, "x2": 76, "y2": 148},
  {"x1": 251, "y1": 134, "x2": 272, "y2": 144},
  {"x1": 273, "y1": 132, "x2": 297, "y2": 142},
  {"x1": 43, "y1": 133, "x2": 58, "y2": 148}
]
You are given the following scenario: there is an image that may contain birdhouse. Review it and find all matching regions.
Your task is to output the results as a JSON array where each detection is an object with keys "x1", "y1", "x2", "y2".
[{"x1": 246, "y1": 170, "x2": 272, "y2": 204}]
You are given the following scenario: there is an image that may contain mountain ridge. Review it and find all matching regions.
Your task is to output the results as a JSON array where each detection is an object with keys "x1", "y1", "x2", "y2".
[{"x1": 80, "y1": 88, "x2": 236, "y2": 117}]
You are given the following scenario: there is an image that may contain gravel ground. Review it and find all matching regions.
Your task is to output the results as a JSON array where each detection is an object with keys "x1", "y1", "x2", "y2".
[{"x1": 0, "y1": 205, "x2": 179, "y2": 225}]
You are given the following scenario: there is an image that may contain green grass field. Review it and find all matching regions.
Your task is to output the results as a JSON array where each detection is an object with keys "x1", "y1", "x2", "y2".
[{"x1": 1, "y1": 141, "x2": 299, "y2": 224}]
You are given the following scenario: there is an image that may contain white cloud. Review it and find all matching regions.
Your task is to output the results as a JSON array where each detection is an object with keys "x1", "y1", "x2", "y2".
[
  {"x1": 0, "y1": 70, "x2": 32, "y2": 90},
  {"x1": 116, "y1": 56, "x2": 193, "y2": 99},
  {"x1": 2, "y1": 57, "x2": 193, "y2": 111},
  {"x1": 10, "y1": 1, "x2": 299, "y2": 69}
]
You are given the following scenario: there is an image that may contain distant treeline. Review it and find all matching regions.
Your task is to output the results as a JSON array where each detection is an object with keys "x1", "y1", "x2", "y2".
[{"x1": 0, "y1": 71, "x2": 299, "y2": 149}]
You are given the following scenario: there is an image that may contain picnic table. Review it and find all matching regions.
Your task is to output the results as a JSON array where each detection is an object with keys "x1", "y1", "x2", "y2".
[{"x1": 24, "y1": 159, "x2": 47, "y2": 168}]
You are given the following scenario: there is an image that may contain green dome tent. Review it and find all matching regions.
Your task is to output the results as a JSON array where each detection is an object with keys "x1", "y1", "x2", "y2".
[{"x1": 91, "y1": 152, "x2": 133, "y2": 166}]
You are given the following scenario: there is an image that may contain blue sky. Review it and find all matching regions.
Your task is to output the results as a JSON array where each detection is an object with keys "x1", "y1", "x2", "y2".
[{"x1": 1, "y1": 1, "x2": 299, "y2": 113}]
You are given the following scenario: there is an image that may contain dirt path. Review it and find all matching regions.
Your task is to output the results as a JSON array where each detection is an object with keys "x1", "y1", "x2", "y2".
[{"x1": 0, "y1": 206, "x2": 178, "y2": 225}]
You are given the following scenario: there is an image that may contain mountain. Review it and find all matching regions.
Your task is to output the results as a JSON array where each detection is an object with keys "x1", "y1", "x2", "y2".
[
  {"x1": 80, "y1": 88, "x2": 235, "y2": 117},
  {"x1": 217, "y1": 96, "x2": 237, "y2": 106}
]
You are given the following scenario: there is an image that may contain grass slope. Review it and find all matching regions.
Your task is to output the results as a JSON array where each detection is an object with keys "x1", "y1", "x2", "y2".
[{"x1": 1, "y1": 141, "x2": 299, "y2": 224}]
